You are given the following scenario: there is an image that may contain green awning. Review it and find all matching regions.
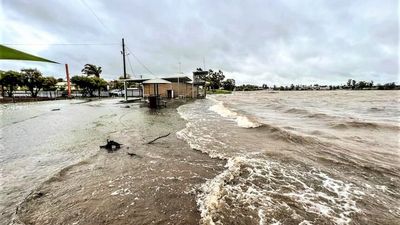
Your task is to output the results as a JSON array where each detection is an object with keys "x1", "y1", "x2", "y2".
[{"x1": 0, "y1": 44, "x2": 59, "y2": 64}]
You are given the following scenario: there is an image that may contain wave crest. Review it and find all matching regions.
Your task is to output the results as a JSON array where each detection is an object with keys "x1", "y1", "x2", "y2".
[
  {"x1": 197, "y1": 157, "x2": 363, "y2": 225},
  {"x1": 209, "y1": 101, "x2": 261, "y2": 128},
  {"x1": 331, "y1": 121, "x2": 400, "y2": 130}
]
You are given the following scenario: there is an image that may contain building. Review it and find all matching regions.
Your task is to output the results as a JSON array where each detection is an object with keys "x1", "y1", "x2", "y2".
[
  {"x1": 55, "y1": 81, "x2": 77, "y2": 91},
  {"x1": 122, "y1": 76, "x2": 201, "y2": 98}
]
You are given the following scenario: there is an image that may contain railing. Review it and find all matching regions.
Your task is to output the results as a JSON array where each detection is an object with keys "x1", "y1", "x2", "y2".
[{"x1": 7, "y1": 89, "x2": 142, "y2": 98}]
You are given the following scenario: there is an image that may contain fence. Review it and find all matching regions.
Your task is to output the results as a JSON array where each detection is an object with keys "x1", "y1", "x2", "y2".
[{"x1": 9, "y1": 89, "x2": 142, "y2": 98}]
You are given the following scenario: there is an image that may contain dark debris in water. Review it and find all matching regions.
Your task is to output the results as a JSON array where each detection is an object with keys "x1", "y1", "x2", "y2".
[{"x1": 100, "y1": 139, "x2": 122, "y2": 152}]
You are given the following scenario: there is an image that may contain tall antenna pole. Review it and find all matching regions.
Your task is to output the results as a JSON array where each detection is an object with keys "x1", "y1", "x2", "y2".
[{"x1": 203, "y1": 57, "x2": 205, "y2": 70}]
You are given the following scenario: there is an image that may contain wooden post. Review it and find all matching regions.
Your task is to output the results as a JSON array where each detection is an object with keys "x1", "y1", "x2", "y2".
[{"x1": 65, "y1": 64, "x2": 71, "y2": 98}]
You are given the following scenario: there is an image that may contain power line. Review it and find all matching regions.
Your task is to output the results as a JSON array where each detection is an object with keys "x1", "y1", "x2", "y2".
[
  {"x1": 126, "y1": 46, "x2": 155, "y2": 75},
  {"x1": 126, "y1": 53, "x2": 135, "y2": 77},
  {"x1": 79, "y1": 0, "x2": 111, "y2": 33},
  {"x1": 2, "y1": 43, "x2": 119, "y2": 46}
]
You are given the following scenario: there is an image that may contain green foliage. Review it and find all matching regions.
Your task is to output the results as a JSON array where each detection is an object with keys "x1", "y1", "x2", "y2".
[
  {"x1": 21, "y1": 68, "x2": 45, "y2": 97},
  {"x1": 81, "y1": 64, "x2": 102, "y2": 78},
  {"x1": 377, "y1": 82, "x2": 396, "y2": 90},
  {"x1": 222, "y1": 79, "x2": 236, "y2": 91},
  {"x1": 71, "y1": 75, "x2": 107, "y2": 97},
  {"x1": 43, "y1": 77, "x2": 58, "y2": 91},
  {"x1": 109, "y1": 80, "x2": 124, "y2": 90},
  {"x1": 0, "y1": 70, "x2": 23, "y2": 97},
  {"x1": 207, "y1": 69, "x2": 225, "y2": 90},
  {"x1": 235, "y1": 84, "x2": 261, "y2": 91}
]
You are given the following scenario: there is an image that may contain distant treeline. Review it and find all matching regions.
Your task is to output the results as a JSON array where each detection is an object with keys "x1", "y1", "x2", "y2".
[{"x1": 236, "y1": 79, "x2": 398, "y2": 91}]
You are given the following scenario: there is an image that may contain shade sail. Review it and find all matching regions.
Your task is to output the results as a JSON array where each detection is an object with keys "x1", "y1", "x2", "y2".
[
  {"x1": 142, "y1": 78, "x2": 171, "y2": 84},
  {"x1": 0, "y1": 44, "x2": 59, "y2": 64}
]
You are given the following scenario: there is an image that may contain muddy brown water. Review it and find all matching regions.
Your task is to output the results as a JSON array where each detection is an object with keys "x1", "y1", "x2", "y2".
[
  {"x1": 1, "y1": 90, "x2": 400, "y2": 225},
  {"x1": 1, "y1": 99, "x2": 224, "y2": 225}
]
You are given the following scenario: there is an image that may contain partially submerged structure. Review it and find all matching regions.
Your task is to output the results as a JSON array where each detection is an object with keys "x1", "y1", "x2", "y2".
[{"x1": 122, "y1": 74, "x2": 206, "y2": 100}]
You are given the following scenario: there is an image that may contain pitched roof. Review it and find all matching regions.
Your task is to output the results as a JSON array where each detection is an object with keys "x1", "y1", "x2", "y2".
[{"x1": 142, "y1": 78, "x2": 172, "y2": 84}]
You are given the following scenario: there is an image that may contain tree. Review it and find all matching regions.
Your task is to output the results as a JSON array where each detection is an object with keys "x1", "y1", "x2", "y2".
[
  {"x1": 92, "y1": 77, "x2": 108, "y2": 96},
  {"x1": 207, "y1": 69, "x2": 225, "y2": 90},
  {"x1": 71, "y1": 76, "x2": 93, "y2": 97},
  {"x1": 0, "y1": 70, "x2": 23, "y2": 97},
  {"x1": 81, "y1": 64, "x2": 103, "y2": 96},
  {"x1": 347, "y1": 79, "x2": 352, "y2": 87},
  {"x1": 384, "y1": 82, "x2": 396, "y2": 90},
  {"x1": 351, "y1": 80, "x2": 356, "y2": 89},
  {"x1": 222, "y1": 79, "x2": 236, "y2": 91},
  {"x1": 357, "y1": 81, "x2": 367, "y2": 90},
  {"x1": 21, "y1": 68, "x2": 45, "y2": 97},
  {"x1": 81, "y1": 64, "x2": 102, "y2": 78},
  {"x1": 57, "y1": 78, "x2": 64, "y2": 82},
  {"x1": 71, "y1": 76, "x2": 107, "y2": 97},
  {"x1": 43, "y1": 77, "x2": 58, "y2": 98}
]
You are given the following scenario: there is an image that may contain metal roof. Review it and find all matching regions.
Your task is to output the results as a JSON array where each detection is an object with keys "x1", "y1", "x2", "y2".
[
  {"x1": 142, "y1": 78, "x2": 172, "y2": 84},
  {"x1": 121, "y1": 76, "x2": 192, "y2": 83},
  {"x1": 163, "y1": 76, "x2": 192, "y2": 83}
]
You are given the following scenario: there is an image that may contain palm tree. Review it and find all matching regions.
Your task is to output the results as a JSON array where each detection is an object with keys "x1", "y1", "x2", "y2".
[
  {"x1": 81, "y1": 64, "x2": 103, "y2": 97},
  {"x1": 81, "y1": 64, "x2": 102, "y2": 78}
]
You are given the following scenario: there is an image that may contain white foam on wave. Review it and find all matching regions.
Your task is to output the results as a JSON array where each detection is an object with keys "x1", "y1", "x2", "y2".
[
  {"x1": 208, "y1": 99, "x2": 261, "y2": 128},
  {"x1": 197, "y1": 156, "x2": 363, "y2": 225},
  {"x1": 177, "y1": 99, "x2": 363, "y2": 225},
  {"x1": 177, "y1": 103, "x2": 228, "y2": 159}
]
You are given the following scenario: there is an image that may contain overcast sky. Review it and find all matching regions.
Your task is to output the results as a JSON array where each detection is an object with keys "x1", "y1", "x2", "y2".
[{"x1": 1, "y1": 0, "x2": 398, "y2": 85}]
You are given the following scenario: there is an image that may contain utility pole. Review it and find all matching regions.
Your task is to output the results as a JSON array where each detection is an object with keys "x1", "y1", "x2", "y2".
[
  {"x1": 178, "y1": 62, "x2": 181, "y2": 98},
  {"x1": 122, "y1": 38, "x2": 128, "y2": 101},
  {"x1": 122, "y1": 38, "x2": 127, "y2": 79}
]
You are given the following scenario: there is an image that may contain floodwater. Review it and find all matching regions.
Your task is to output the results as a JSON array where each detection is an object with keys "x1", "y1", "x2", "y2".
[
  {"x1": 177, "y1": 90, "x2": 400, "y2": 225},
  {"x1": 0, "y1": 98, "x2": 147, "y2": 224},
  {"x1": 1, "y1": 91, "x2": 399, "y2": 225}
]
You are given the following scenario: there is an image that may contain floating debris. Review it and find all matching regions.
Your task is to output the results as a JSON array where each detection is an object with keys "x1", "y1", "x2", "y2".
[
  {"x1": 100, "y1": 139, "x2": 122, "y2": 152},
  {"x1": 147, "y1": 133, "x2": 171, "y2": 144},
  {"x1": 127, "y1": 152, "x2": 137, "y2": 157}
]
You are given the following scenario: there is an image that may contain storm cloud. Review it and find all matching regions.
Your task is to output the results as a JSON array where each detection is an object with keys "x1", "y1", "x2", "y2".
[{"x1": 1, "y1": 0, "x2": 398, "y2": 85}]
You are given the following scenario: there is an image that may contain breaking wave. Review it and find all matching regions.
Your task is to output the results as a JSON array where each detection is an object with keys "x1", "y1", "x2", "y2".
[
  {"x1": 257, "y1": 124, "x2": 327, "y2": 146},
  {"x1": 197, "y1": 157, "x2": 363, "y2": 225},
  {"x1": 208, "y1": 99, "x2": 261, "y2": 128},
  {"x1": 177, "y1": 92, "x2": 400, "y2": 225}
]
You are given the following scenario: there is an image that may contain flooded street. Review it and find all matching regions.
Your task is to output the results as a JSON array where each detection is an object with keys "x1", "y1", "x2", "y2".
[
  {"x1": 1, "y1": 98, "x2": 224, "y2": 225},
  {"x1": 0, "y1": 99, "x2": 148, "y2": 223},
  {"x1": 1, "y1": 91, "x2": 400, "y2": 225}
]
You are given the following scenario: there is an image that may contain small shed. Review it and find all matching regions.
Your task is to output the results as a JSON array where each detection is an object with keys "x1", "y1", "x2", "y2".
[{"x1": 142, "y1": 78, "x2": 172, "y2": 97}]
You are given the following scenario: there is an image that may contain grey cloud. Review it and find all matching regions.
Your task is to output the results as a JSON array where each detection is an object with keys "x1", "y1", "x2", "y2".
[{"x1": 1, "y1": 0, "x2": 398, "y2": 85}]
